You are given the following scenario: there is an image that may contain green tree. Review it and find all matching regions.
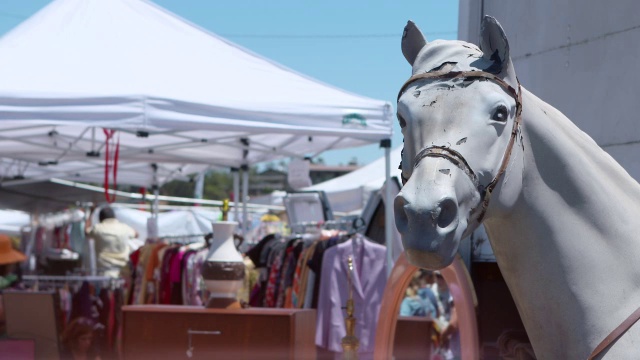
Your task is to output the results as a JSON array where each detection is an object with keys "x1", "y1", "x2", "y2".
[
  {"x1": 203, "y1": 170, "x2": 234, "y2": 200},
  {"x1": 160, "y1": 178, "x2": 195, "y2": 198},
  {"x1": 160, "y1": 167, "x2": 271, "y2": 202}
]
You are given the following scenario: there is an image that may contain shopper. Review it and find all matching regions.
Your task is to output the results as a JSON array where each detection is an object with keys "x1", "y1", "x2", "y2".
[
  {"x1": 399, "y1": 271, "x2": 436, "y2": 318},
  {"x1": 417, "y1": 269, "x2": 440, "y2": 317},
  {"x1": 86, "y1": 207, "x2": 137, "y2": 278}
]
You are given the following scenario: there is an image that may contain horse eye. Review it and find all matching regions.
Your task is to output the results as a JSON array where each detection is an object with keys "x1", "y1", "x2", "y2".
[
  {"x1": 492, "y1": 105, "x2": 509, "y2": 122},
  {"x1": 397, "y1": 114, "x2": 407, "y2": 128}
]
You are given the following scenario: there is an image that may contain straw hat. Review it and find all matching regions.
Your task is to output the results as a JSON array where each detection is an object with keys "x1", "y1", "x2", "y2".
[{"x1": 0, "y1": 234, "x2": 26, "y2": 265}]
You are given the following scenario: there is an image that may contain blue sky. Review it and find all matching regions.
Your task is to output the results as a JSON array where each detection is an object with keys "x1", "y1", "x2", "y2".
[{"x1": 0, "y1": 0, "x2": 458, "y2": 165}]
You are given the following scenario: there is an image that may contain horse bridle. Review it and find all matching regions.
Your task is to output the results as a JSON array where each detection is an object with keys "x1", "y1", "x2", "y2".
[
  {"x1": 398, "y1": 69, "x2": 640, "y2": 359},
  {"x1": 397, "y1": 70, "x2": 522, "y2": 223}
]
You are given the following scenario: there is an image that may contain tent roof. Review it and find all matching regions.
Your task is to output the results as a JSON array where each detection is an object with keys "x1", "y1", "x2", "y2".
[
  {"x1": 0, "y1": 209, "x2": 30, "y2": 235},
  {"x1": 0, "y1": 180, "x2": 111, "y2": 213},
  {"x1": 305, "y1": 146, "x2": 402, "y2": 213},
  {"x1": 0, "y1": 157, "x2": 209, "y2": 187},
  {"x1": 254, "y1": 147, "x2": 402, "y2": 213},
  {"x1": 0, "y1": 0, "x2": 392, "y2": 184}
]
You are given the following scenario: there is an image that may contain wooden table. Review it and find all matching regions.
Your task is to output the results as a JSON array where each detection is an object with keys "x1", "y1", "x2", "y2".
[{"x1": 123, "y1": 305, "x2": 316, "y2": 360}]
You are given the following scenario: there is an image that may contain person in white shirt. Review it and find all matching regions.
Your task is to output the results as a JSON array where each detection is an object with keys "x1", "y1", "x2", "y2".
[{"x1": 86, "y1": 207, "x2": 137, "y2": 278}]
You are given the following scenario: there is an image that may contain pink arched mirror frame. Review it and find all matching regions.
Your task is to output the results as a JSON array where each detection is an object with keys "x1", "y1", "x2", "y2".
[{"x1": 374, "y1": 253, "x2": 480, "y2": 360}]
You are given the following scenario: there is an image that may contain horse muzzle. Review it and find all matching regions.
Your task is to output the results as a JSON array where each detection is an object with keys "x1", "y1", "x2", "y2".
[
  {"x1": 395, "y1": 183, "x2": 461, "y2": 269},
  {"x1": 394, "y1": 153, "x2": 484, "y2": 269}
]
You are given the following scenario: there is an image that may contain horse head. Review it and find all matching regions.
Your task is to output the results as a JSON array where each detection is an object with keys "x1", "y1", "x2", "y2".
[{"x1": 395, "y1": 16, "x2": 523, "y2": 269}]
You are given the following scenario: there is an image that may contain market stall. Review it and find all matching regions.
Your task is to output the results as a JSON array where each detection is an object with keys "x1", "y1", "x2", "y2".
[{"x1": 0, "y1": 0, "x2": 393, "y2": 239}]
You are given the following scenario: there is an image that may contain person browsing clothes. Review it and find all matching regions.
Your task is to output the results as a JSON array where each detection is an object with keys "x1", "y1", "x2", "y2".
[{"x1": 86, "y1": 207, "x2": 137, "y2": 278}]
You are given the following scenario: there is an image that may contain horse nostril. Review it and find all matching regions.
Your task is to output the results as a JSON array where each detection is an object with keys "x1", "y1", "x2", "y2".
[{"x1": 436, "y1": 198, "x2": 458, "y2": 230}]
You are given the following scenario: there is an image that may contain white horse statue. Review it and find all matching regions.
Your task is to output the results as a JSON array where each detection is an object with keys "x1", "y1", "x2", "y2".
[{"x1": 394, "y1": 16, "x2": 640, "y2": 359}]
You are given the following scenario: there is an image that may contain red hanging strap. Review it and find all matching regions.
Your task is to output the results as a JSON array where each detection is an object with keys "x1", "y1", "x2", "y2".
[
  {"x1": 103, "y1": 129, "x2": 120, "y2": 203},
  {"x1": 114, "y1": 132, "x2": 119, "y2": 190}
]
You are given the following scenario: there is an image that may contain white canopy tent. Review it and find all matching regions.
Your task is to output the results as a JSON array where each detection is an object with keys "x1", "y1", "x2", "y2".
[
  {"x1": 305, "y1": 147, "x2": 403, "y2": 213},
  {"x1": 0, "y1": 209, "x2": 31, "y2": 236},
  {"x1": 251, "y1": 146, "x2": 402, "y2": 213},
  {"x1": 0, "y1": 0, "x2": 394, "y2": 242},
  {"x1": 0, "y1": 0, "x2": 392, "y2": 172},
  {"x1": 102, "y1": 207, "x2": 223, "y2": 248}
]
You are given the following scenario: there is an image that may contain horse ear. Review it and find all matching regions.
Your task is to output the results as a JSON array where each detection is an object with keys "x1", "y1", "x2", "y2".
[
  {"x1": 402, "y1": 20, "x2": 427, "y2": 66},
  {"x1": 480, "y1": 16, "x2": 517, "y2": 86}
]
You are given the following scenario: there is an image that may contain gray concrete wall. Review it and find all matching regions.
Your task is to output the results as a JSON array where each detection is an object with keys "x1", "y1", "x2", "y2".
[{"x1": 459, "y1": 0, "x2": 640, "y2": 180}]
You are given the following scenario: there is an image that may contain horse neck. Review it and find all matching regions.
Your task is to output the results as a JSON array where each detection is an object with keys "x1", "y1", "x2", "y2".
[
  {"x1": 483, "y1": 88, "x2": 640, "y2": 357},
  {"x1": 519, "y1": 88, "x2": 640, "y2": 226}
]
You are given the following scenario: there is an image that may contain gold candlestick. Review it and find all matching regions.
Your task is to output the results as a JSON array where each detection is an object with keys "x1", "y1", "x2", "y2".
[{"x1": 342, "y1": 256, "x2": 359, "y2": 359}]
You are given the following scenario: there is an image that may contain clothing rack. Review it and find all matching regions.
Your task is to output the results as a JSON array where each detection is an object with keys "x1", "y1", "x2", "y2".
[
  {"x1": 327, "y1": 217, "x2": 366, "y2": 234},
  {"x1": 158, "y1": 233, "x2": 209, "y2": 241},
  {"x1": 22, "y1": 274, "x2": 125, "y2": 287},
  {"x1": 19, "y1": 274, "x2": 125, "y2": 358},
  {"x1": 151, "y1": 233, "x2": 209, "y2": 246},
  {"x1": 289, "y1": 217, "x2": 366, "y2": 236},
  {"x1": 289, "y1": 221, "x2": 322, "y2": 235}
]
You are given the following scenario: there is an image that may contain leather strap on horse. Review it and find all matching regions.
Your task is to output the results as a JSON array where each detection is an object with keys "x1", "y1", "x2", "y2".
[
  {"x1": 397, "y1": 70, "x2": 522, "y2": 222},
  {"x1": 412, "y1": 146, "x2": 479, "y2": 188},
  {"x1": 587, "y1": 306, "x2": 640, "y2": 359}
]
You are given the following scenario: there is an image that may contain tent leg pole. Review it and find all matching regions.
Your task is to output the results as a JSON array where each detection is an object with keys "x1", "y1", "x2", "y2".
[
  {"x1": 382, "y1": 139, "x2": 393, "y2": 276},
  {"x1": 23, "y1": 214, "x2": 37, "y2": 274},
  {"x1": 232, "y1": 168, "x2": 240, "y2": 223},
  {"x1": 241, "y1": 165, "x2": 249, "y2": 238},
  {"x1": 194, "y1": 170, "x2": 205, "y2": 202},
  {"x1": 146, "y1": 163, "x2": 160, "y2": 243},
  {"x1": 88, "y1": 238, "x2": 97, "y2": 276},
  {"x1": 153, "y1": 188, "x2": 159, "y2": 218},
  {"x1": 152, "y1": 163, "x2": 159, "y2": 219}
]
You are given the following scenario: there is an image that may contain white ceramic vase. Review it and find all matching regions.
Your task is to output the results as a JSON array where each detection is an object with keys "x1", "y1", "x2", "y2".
[{"x1": 202, "y1": 221, "x2": 245, "y2": 308}]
